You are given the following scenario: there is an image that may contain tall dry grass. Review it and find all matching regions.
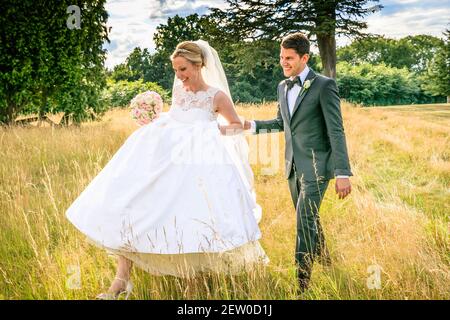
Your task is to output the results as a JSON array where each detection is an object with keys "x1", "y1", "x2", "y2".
[{"x1": 0, "y1": 103, "x2": 449, "y2": 299}]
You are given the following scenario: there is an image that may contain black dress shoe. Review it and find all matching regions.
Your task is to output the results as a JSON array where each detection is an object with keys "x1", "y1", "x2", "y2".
[
  {"x1": 296, "y1": 268, "x2": 311, "y2": 293},
  {"x1": 297, "y1": 277, "x2": 310, "y2": 294}
]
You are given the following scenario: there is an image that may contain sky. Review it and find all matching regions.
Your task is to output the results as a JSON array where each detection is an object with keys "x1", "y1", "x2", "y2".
[{"x1": 103, "y1": 0, "x2": 450, "y2": 69}]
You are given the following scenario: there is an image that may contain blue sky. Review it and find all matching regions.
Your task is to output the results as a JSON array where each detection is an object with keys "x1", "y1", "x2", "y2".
[{"x1": 103, "y1": 0, "x2": 450, "y2": 69}]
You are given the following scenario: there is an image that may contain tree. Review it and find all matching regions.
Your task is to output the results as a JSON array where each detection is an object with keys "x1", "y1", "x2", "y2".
[
  {"x1": 110, "y1": 63, "x2": 134, "y2": 82},
  {"x1": 126, "y1": 47, "x2": 151, "y2": 81},
  {"x1": 110, "y1": 47, "x2": 151, "y2": 82},
  {"x1": 150, "y1": 14, "x2": 227, "y2": 90},
  {"x1": 0, "y1": 0, "x2": 110, "y2": 125},
  {"x1": 336, "y1": 61, "x2": 441, "y2": 106},
  {"x1": 422, "y1": 30, "x2": 450, "y2": 103},
  {"x1": 103, "y1": 79, "x2": 169, "y2": 108},
  {"x1": 403, "y1": 35, "x2": 444, "y2": 73},
  {"x1": 210, "y1": 0, "x2": 382, "y2": 78},
  {"x1": 337, "y1": 36, "x2": 414, "y2": 69},
  {"x1": 153, "y1": 14, "x2": 224, "y2": 53},
  {"x1": 337, "y1": 35, "x2": 444, "y2": 73}
]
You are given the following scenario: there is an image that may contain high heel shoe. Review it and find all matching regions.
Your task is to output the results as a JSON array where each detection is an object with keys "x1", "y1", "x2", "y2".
[{"x1": 96, "y1": 277, "x2": 133, "y2": 300}]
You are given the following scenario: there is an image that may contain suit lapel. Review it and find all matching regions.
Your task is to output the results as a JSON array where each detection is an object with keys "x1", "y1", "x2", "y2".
[
  {"x1": 280, "y1": 82, "x2": 290, "y2": 122},
  {"x1": 290, "y1": 69, "x2": 316, "y2": 122}
]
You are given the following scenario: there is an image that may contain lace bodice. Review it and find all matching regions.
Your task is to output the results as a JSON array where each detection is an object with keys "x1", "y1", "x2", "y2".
[{"x1": 170, "y1": 85, "x2": 220, "y2": 121}]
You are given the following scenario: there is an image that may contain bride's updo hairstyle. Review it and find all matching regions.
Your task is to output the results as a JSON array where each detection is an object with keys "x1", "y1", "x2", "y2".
[{"x1": 170, "y1": 41, "x2": 206, "y2": 67}]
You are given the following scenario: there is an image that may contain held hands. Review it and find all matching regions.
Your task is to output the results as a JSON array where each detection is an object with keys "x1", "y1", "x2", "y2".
[
  {"x1": 219, "y1": 125, "x2": 228, "y2": 135},
  {"x1": 335, "y1": 178, "x2": 351, "y2": 199},
  {"x1": 219, "y1": 117, "x2": 250, "y2": 135},
  {"x1": 218, "y1": 123, "x2": 244, "y2": 135}
]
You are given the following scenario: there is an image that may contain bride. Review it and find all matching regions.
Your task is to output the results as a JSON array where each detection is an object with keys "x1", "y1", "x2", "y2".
[{"x1": 65, "y1": 40, "x2": 268, "y2": 299}]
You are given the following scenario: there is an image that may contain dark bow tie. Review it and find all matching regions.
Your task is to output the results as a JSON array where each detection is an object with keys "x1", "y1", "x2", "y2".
[{"x1": 286, "y1": 76, "x2": 301, "y2": 90}]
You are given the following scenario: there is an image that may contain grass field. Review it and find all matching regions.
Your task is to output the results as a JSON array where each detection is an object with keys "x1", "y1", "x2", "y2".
[{"x1": 0, "y1": 103, "x2": 449, "y2": 300}]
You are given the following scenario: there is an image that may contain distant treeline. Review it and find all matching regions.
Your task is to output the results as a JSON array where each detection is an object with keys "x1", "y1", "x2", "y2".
[{"x1": 108, "y1": 22, "x2": 448, "y2": 107}]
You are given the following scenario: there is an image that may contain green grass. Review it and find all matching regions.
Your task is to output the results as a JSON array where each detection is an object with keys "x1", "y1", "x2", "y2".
[{"x1": 0, "y1": 103, "x2": 449, "y2": 299}]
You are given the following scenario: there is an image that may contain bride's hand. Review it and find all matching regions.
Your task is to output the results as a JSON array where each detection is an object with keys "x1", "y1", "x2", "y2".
[
  {"x1": 219, "y1": 125, "x2": 243, "y2": 136},
  {"x1": 243, "y1": 120, "x2": 252, "y2": 130}
]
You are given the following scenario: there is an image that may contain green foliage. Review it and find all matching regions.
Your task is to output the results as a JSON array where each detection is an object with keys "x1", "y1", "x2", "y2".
[
  {"x1": 149, "y1": 14, "x2": 228, "y2": 90},
  {"x1": 337, "y1": 35, "x2": 444, "y2": 73},
  {"x1": 336, "y1": 34, "x2": 447, "y2": 105},
  {"x1": 336, "y1": 62, "x2": 444, "y2": 106},
  {"x1": 224, "y1": 40, "x2": 283, "y2": 103},
  {"x1": 110, "y1": 63, "x2": 134, "y2": 82},
  {"x1": 110, "y1": 48, "x2": 153, "y2": 83},
  {"x1": 0, "y1": 0, "x2": 109, "y2": 125},
  {"x1": 404, "y1": 35, "x2": 445, "y2": 73},
  {"x1": 154, "y1": 14, "x2": 226, "y2": 53},
  {"x1": 103, "y1": 79, "x2": 169, "y2": 108},
  {"x1": 422, "y1": 30, "x2": 450, "y2": 99}
]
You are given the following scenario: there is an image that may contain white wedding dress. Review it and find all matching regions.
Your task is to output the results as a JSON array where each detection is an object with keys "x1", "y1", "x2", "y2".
[{"x1": 65, "y1": 83, "x2": 269, "y2": 277}]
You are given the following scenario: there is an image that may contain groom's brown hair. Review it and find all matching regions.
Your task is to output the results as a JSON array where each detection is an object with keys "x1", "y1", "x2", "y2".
[{"x1": 281, "y1": 33, "x2": 310, "y2": 56}]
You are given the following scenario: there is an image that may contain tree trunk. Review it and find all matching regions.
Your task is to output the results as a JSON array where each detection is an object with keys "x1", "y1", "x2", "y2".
[
  {"x1": 447, "y1": 96, "x2": 450, "y2": 104},
  {"x1": 61, "y1": 112, "x2": 72, "y2": 126},
  {"x1": 2, "y1": 96, "x2": 18, "y2": 125},
  {"x1": 38, "y1": 88, "x2": 48, "y2": 127},
  {"x1": 316, "y1": 32, "x2": 337, "y2": 79}
]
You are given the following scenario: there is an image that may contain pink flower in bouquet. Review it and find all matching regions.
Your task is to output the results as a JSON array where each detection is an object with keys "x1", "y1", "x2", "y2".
[{"x1": 130, "y1": 91, "x2": 163, "y2": 126}]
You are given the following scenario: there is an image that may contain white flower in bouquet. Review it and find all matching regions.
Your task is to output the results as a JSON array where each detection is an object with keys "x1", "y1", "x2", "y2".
[{"x1": 130, "y1": 91, "x2": 163, "y2": 126}]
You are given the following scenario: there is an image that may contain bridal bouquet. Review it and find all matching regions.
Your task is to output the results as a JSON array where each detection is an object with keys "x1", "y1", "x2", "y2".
[{"x1": 130, "y1": 91, "x2": 163, "y2": 126}]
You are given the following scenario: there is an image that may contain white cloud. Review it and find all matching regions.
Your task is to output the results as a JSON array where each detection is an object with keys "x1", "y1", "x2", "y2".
[
  {"x1": 365, "y1": 7, "x2": 449, "y2": 39},
  {"x1": 336, "y1": 0, "x2": 449, "y2": 47},
  {"x1": 148, "y1": 0, "x2": 225, "y2": 19},
  {"x1": 103, "y1": 0, "x2": 157, "y2": 69}
]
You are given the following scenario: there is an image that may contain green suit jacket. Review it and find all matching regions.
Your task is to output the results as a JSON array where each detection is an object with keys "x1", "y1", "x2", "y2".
[{"x1": 255, "y1": 69, "x2": 353, "y2": 181}]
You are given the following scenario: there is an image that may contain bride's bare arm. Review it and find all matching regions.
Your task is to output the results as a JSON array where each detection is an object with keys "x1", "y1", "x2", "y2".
[{"x1": 214, "y1": 91, "x2": 243, "y2": 135}]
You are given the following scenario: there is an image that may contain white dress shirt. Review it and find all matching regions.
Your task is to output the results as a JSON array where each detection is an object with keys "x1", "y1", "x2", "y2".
[{"x1": 286, "y1": 65, "x2": 310, "y2": 115}]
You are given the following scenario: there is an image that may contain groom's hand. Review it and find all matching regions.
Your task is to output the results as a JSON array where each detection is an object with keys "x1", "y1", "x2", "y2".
[
  {"x1": 335, "y1": 178, "x2": 351, "y2": 199},
  {"x1": 243, "y1": 120, "x2": 252, "y2": 130}
]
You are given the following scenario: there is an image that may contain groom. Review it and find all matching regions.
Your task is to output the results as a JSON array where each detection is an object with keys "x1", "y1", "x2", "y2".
[{"x1": 244, "y1": 33, "x2": 353, "y2": 292}]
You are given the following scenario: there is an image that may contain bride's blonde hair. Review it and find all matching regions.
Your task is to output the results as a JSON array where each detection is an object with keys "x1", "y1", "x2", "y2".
[{"x1": 170, "y1": 41, "x2": 205, "y2": 67}]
